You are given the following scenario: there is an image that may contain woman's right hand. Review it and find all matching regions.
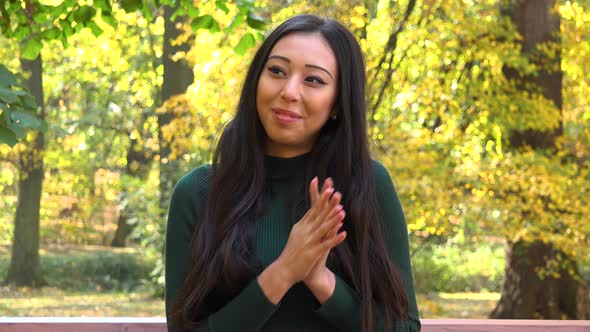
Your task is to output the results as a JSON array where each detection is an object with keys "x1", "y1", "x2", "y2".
[
  {"x1": 276, "y1": 177, "x2": 346, "y2": 285},
  {"x1": 257, "y1": 177, "x2": 345, "y2": 304}
]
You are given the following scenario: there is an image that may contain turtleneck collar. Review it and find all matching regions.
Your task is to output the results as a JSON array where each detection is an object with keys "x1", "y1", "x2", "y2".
[{"x1": 264, "y1": 153, "x2": 309, "y2": 180}]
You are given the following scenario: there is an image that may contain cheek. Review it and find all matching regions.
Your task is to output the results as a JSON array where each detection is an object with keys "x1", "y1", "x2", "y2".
[
  {"x1": 310, "y1": 91, "x2": 337, "y2": 117},
  {"x1": 257, "y1": 75, "x2": 276, "y2": 103}
]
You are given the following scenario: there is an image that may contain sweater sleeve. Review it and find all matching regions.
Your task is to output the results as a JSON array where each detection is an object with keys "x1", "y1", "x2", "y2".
[
  {"x1": 314, "y1": 160, "x2": 421, "y2": 331},
  {"x1": 165, "y1": 166, "x2": 279, "y2": 332}
]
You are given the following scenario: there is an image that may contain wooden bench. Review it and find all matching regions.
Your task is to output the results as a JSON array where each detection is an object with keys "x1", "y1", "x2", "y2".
[{"x1": 1, "y1": 317, "x2": 589, "y2": 331}]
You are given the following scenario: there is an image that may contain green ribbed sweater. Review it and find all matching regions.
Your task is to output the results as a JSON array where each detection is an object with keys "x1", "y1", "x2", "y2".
[{"x1": 165, "y1": 154, "x2": 420, "y2": 331}]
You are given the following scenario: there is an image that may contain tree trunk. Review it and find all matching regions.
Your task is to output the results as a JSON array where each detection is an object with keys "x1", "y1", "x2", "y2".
[
  {"x1": 491, "y1": 0, "x2": 589, "y2": 318},
  {"x1": 491, "y1": 241, "x2": 589, "y2": 319},
  {"x1": 3, "y1": 55, "x2": 47, "y2": 287},
  {"x1": 158, "y1": 3, "x2": 194, "y2": 213},
  {"x1": 111, "y1": 135, "x2": 151, "y2": 247}
]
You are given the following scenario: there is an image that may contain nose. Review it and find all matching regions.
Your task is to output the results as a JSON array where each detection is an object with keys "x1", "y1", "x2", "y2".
[{"x1": 280, "y1": 77, "x2": 301, "y2": 102}]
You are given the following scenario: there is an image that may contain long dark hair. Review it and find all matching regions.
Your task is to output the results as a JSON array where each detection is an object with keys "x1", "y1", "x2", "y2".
[{"x1": 170, "y1": 14, "x2": 409, "y2": 331}]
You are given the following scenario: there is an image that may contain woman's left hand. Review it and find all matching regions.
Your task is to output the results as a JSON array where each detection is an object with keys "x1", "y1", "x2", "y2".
[{"x1": 303, "y1": 178, "x2": 346, "y2": 303}]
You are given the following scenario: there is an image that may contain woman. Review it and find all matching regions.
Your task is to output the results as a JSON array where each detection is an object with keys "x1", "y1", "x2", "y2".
[{"x1": 165, "y1": 14, "x2": 420, "y2": 331}]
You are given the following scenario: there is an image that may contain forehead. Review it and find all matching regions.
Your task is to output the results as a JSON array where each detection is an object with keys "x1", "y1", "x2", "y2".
[{"x1": 268, "y1": 33, "x2": 337, "y2": 73}]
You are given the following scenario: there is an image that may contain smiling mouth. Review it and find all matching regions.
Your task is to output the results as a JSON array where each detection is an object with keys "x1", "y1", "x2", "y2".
[
  {"x1": 272, "y1": 108, "x2": 301, "y2": 123},
  {"x1": 272, "y1": 108, "x2": 302, "y2": 118}
]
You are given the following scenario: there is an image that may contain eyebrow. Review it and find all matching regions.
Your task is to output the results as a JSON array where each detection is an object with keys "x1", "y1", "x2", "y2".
[{"x1": 267, "y1": 55, "x2": 335, "y2": 80}]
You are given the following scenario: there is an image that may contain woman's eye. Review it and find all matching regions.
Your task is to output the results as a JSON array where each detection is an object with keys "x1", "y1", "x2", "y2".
[
  {"x1": 268, "y1": 66, "x2": 285, "y2": 76},
  {"x1": 306, "y1": 75, "x2": 327, "y2": 85}
]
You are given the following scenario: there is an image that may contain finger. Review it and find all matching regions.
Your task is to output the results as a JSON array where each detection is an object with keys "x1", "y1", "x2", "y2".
[
  {"x1": 317, "y1": 191, "x2": 341, "y2": 223},
  {"x1": 315, "y1": 187, "x2": 334, "y2": 219},
  {"x1": 299, "y1": 208, "x2": 312, "y2": 224},
  {"x1": 307, "y1": 187, "x2": 334, "y2": 232},
  {"x1": 322, "y1": 221, "x2": 343, "y2": 241},
  {"x1": 314, "y1": 177, "x2": 333, "y2": 209},
  {"x1": 323, "y1": 230, "x2": 347, "y2": 250},
  {"x1": 309, "y1": 177, "x2": 320, "y2": 206},
  {"x1": 314, "y1": 210, "x2": 345, "y2": 241},
  {"x1": 326, "y1": 203, "x2": 343, "y2": 221},
  {"x1": 322, "y1": 178, "x2": 333, "y2": 194}
]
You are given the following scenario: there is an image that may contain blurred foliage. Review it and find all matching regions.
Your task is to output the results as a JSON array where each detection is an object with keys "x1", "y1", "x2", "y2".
[
  {"x1": 0, "y1": 0, "x2": 264, "y2": 146},
  {"x1": 412, "y1": 242, "x2": 505, "y2": 293},
  {"x1": 0, "y1": 247, "x2": 154, "y2": 292},
  {"x1": 0, "y1": 0, "x2": 589, "y2": 297}
]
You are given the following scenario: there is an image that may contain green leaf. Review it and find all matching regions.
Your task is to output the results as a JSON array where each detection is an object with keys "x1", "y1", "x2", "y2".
[
  {"x1": 73, "y1": 6, "x2": 97, "y2": 24},
  {"x1": 73, "y1": 23, "x2": 84, "y2": 33},
  {"x1": 8, "y1": 122, "x2": 26, "y2": 138},
  {"x1": 216, "y1": 0, "x2": 230, "y2": 14},
  {"x1": 0, "y1": 87, "x2": 18, "y2": 103},
  {"x1": 255, "y1": 31, "x2": 265, "y2": 42},
  {"x1": 141, "y1": 5, "x2": 153, "y2": 21},
  {"x1": 59, "y1": 33, "x2": 69, "y2": 48},
  {"x1": 170, "y1": 6, "x2": 183, "y2": 21},
  {"x1": 210, "y1": 19, "x2": 221, "y2": 33},
  {"x1": 23, "y1": 39, "x2": 42, "y2": 59},
  {"x1": 246, "y1": 11, "x2": 265, "y2": 30},
  {"x1": 33, "y1": 11, "x2": 49, "y2": 24},
  {"x1": 94, "y1": 0, "x2": 111, "y2": 11},
  {"x1": 59, "y1": 19, "x2": 74, "y2": 39},
  {"x1": 11, "y1": 109, "x2": 42, "y2": 128},
  {"x1": 102, "y1": 12, "x2": 118, "y2": 28},
  {"x1": 0, "y1": 126, "x2": 18, "y2": 147},
  {"x1": 40, "y1": 27, "x2": 60, "y2": 40},
  {"x1": 191, "y1": 15, "x2": 213, "y2": 31},
  {"x1": 87, "y1": 21, "x2": 103, "y2": 37},
  {"x1": 39, "y1": 119, "x2": 49, "y2": 132},
  {"x1": 22, "y1": 94, "x2": 37, "y2": 110},
  {"x1": 121, "y1": 0, "x2": 143, "y2": 13},
  {"x1": 14, "y1": 26, "x2": 31, "y2": 42},
  {"x1": 0, "y1": 65, "x2": 16, "y2": 87},
  {"x1": 59, "y1": 19, "x2": 71, "y2": 31},
  {"x1": 225, "y1": 14, "x2": 243, "y2": 33},
  {"x1": 234, "y1": 32, "x2": 255, "y2": 56},
  {"x1": 187, "y1": 5, "x2": 199, "y2": 19}
]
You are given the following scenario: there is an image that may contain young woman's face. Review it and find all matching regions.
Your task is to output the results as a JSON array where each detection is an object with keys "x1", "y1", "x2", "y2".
[{"x1": 256, "y1": 32, "x2": 338, "y2": 158}]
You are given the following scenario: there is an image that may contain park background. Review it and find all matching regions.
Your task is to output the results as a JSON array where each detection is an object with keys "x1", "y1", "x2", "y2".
[{"x1": 0, "y1": 0, "x2": 589, "y2": 320}]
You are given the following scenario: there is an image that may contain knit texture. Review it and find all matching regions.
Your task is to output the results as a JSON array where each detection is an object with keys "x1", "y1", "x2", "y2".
[{"x1": 165, "y1": 154, "x2": 420, "y2": 331}]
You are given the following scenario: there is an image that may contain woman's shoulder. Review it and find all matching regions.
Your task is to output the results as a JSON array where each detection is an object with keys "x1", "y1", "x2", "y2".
[
  {"x1": 172, "y1": 164, "x2": 212, "y2": 200},
  {"x1": 370, "y1": 159, "x2": 392, "y2": 181},
  {"x1": 369, "y1": 159, "x2": 400, "y2": 196}
]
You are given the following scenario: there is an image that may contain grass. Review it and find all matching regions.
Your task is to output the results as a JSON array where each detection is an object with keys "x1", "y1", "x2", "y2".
[
  {"x1": 417, "y1": 292, "x2": 500, "y2": 318},
  {"x1": 0, "y1": 286, "x2": 498, "y2": 318},
  {"x1": 0, "y1": 287, "x2": 163, "y2": 317},
  {"x1": 0, "y1": 244, "x2": 503, "y2": 318}
]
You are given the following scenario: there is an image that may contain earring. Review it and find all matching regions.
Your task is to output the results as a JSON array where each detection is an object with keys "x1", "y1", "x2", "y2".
[{"x1": 330, "y1": 111, "x2": 337, "y2": 120}]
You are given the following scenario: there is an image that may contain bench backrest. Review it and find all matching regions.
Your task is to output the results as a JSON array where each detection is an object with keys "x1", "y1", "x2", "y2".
[{"x1": 1, "y1": 318, "x2": 590, "y2": 331}]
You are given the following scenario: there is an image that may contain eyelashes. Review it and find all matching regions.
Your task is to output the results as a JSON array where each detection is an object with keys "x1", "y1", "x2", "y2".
[
  {"x1": 266, "y1": 66, "x2": 328, "y2": 85},
  {"x1": 306, "y1": 75, "x2": 327, "y2": 85},
  {"x1": 268, "y1": 65, "x2": 285, "y2": 76}
]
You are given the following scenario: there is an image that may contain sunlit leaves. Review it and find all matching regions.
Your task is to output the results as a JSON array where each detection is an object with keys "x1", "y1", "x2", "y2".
[
  {"x1": 0, "y1": 64, "x2": 46, "y2": 147},
  {"x1": 22, "y1": 39, "x2": 44, "y2": 60},
  {"x1": 120, "y1": 0, "x2": 143, "y2": 13},
  {"x1": 234, "y1": 32, "x2": 255, "y2": 55},
  {"x1": 246, "y1": 11, "x2": 265, "y2": 30},
  {"x1": 191, "y1": 15, "x2": 216, "y2": 30}
]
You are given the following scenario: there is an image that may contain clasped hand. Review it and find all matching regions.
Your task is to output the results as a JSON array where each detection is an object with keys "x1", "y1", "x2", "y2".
[{"x1": 277, "y1": 177, "x2": 346, "y2": 301}]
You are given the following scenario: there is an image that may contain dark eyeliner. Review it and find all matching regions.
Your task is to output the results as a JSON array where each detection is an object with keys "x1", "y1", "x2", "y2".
[{"x1": 308, "y1": 75, "x2": 327, "y2": 85}]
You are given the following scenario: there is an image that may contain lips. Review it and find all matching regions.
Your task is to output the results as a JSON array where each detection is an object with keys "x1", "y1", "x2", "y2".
[{"x1": 272, "y1": 108, "x2": 302, "y2": 119}]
